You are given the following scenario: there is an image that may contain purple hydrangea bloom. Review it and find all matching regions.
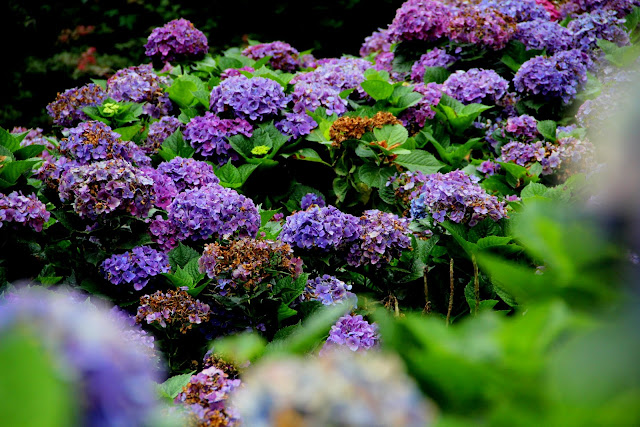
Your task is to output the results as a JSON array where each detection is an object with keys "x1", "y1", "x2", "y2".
[
  {"x1": 346, "y1": 210, "x2": 412, "y2": 267},
  {"x1": 156, "y1": 156, "x2": 220, "y2": 192},
  {"x1": 300, "y1": 192, "x2": 326, "y2": 210},
  {"x1": 45, "y1": 83, "x2": 107, "y2": 127},
  {"x1": 399, "y1": 82, "x2": 443, "y2": 131},
  {"x1": 150, "y1": 184, "x2": 260, "y2": 246},
  {"x1": 410, "y1": 170, "x2": 508, "y2": 226},
  {"x1": 242, "y1": 41, "x2": 300, "y2": 72},
  {"x1": 290, "y1": 81, "x2": 347, "y2": 116},
  {"x1": 184, "y1": 112, "x2": 253, "y2": 164},
  {"x1": 144, "y1": 18, "x2": 208, "y2": 62},
  {"x1": 220, "y1": 66, "x2": 255, "y2": 80},
  {"x1": 59, "y1": 120, "x2": 149, "y2": 166},
  {"x1": 139, "y1": 166, "x2": 178, "y2": 210},
  {"x1": 291, "y1": 57, "x2": 372, "y2": 98},
  {"x1": 477, "y1": 160, "x2": 502, "y2": 176},
  {"x1": 359, "y1": 28, "x2": 392, "y2": 56},
  {"x1": 515, "y1": 19, "x2": 575, "y2": 55},
  {"x1": 136, "y1": 289, "x2": 210, "y2": 333},
  {"x1": 567, "y1": 9, "x2": 630, "y2": 54},
  {"x1": 0, "y1": 287, "x2": 163, "y2": 427},
  {"x1": 280, "y1": 205, "x2": 361, "y2": 251},
  {"x1": 108, "y1": 306, "x2": 157, "y2": 356},
  {"x1": 447, "y1": 6, "x2": 516, "y2": 50},
  {"x1": 478, "y1": 0, "x2": 550, "y2": 22},
  {"x1": 0, "y1": 191, "x2": 50, "y2": 232},
  {"x1": 373, "y1": 51, "x2": 408, "y2": 82},
  {"x1": 386, "y1": 170, "x2": 430, "y2": 207},
  {"x1": 106, "y1": 64, "x2": 172, "y2": 118},
  {"x1": 500, "y1": 140, "x2": 547, "y2": 166},
  {"x1": 410, "y1": 48, "x2": 457, "y2": 83},
  {"x1": 505, "y1": 114, "x2": 540, "y2": 141},
  {"x1": 101, "y1": 246, "x2": 170, "y2": 291},
  {"x1": 387, "y1": 0, "x2": 453, "y2": 43},
  {"x1": 275, "y1": 111, "x2": 318, "y2": 138},
  {"x1": 562, "y1": 0, "x2": 640, "y2": 15},
  {"x1": 513, "y1": 49, "x2": 590, "y2": 104},
  {"x1": 144, "y1": 116, "x2": 182, "y2": 154},
  {"x1": 209, "y1": 75, "x2": 289, "y2": 121},
  {"x1": 302, "y1": 274, "x2": 355, "y2": 306},
  {"x1": 321, "y1": 314, "x2": 379, "y2": 354},
  {"x1": 148, "y1": 216, "x2": 180, "y2": 251},
  {"x1": 443, "y1": 68, "x2": 509, "y2": 104},
  {"x1": 58, "y1": 159, "x2": 155, "y2": 220}
]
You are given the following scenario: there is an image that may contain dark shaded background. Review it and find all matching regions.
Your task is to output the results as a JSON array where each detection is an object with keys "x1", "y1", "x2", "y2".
[{"x1": 0, "y1": 0, "x2": 403, "y2": 131}]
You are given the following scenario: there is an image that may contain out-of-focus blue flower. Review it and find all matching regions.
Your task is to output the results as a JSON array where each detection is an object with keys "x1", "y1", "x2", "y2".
[{"x1": 478, "y1": 0, "x2": 550, "y2": 22}]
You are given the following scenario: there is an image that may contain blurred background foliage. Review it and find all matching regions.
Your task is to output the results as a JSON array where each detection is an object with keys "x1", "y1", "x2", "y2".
[{"x1": 0, "y1": 0, "x2": 403, "y2": 131}]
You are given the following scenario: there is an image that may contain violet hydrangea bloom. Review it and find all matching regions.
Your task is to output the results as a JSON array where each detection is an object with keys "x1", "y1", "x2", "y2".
[
  {"x1": 515, "y1": 19, "x2": 575, "y2": 55},
  {"x1": 410, "y1": 170, "x2": 508, "y2": 226},
  {"x1": 136, "y1": 288, "x2": 210, "y2": 333},
  {"x1": 101, "y1": 246, "x2": 170, "y2": 291},
  {"x1": 242, "y1": 41, "x2": 300, "y2": 72},
  {"x1": 144, "y1": 18, "x2": 208, "y2": 63},
  {"x1": 567, "y1": 9, "x2": 630, "y2": 53},
  {"x1": 184, "y1": 112, "x2": 252, "y2": 164},
  {"x1": 275, "y1": 111, "x2": 317, "y2": 138},
  {"x1": 410, "y1": 48, "x2": 457, "y2": 83},
  {"x1": 478, "y1": 0, "x2": 550, "y2": 22},
  {"x1": 0, "y1": 191, "x2": 50, "y2": 232},
  {"x1": 280, "y1": 205, "x2": 361, "y2": 251},
  {"x1": 219, "y1": 66, "x2": 255, "y2": 80},
  {"x1": 108, "y1": 306, "x2": 157, "y2": 357},
  {"x1": 443, "y1": 68, "x2": 509, "y2": 104},
  {"x1": 209, "y1": 75, "x2": 289, "y2": 121},
  {"x1": 300, "y1": 192, "x2": 326, "y2": 210},
  {"x1": 477, "y1": 160, "x2": 502, "y2": 176},
  {"x1": 139, "y1": 166, "x2": 178, "y2": 210},
  {"x1": 562, "y1": 0, "x2": 640, "y2": 15},
  {"x1": 321, "y1": 314, "x2": 379, "y2": 354},
  {"x1": 505, "y1": 114, "x2": 540, "y2": 141},
  {"x1": 291, "y1": 57, "x2": 372, "y2": 96},
  {"x1": 156, "y1": 156, "x2": 220, "y2": 192},
  {"x1": 359, "y1": 28, "x2": 392, "y2": 56},
  {"x1": 106, "y1": 64, "x2": 172, "y2": 118},
  {"x1": 399, "y1": 82, "x2": 443, "y2": 132},
  {"x1": 346, "y1": 210, "x2": 412, "y2": 268},
  {"x1": 301, "y1": 274, "x2": 355, "y2": 306},
  {"x1": 144, "y1": 116, "x2": 182, "y2": 154},
  {"x1": 386, "y1": 0, "x2": 453, "y2": 43},
  {"x1": 46, "y1": 83, "x2": 107, "y2": 127},
  {"x1": 387, "y1": 170, "x2": 430, "y2": 207},
  {"x1": 290, "y1": 81, "x2": 347, "y2": 116},
  {"x1": 58, "y1": 159, "x2": 155, "y2": 220},
  {"x1": 513, "y1": 49, "x2": 590, "y2": 105},
  {"x1": 447, "y1": 6, "x2": 516, "y2": 50}
]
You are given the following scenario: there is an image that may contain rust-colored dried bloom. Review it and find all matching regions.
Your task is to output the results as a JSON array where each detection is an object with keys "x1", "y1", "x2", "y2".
[
  {"x1": 329, "y1": 112, "x2": 403, "y2": 147},
  {"x1": 203, "y1": 352, "x2": 241, "y2": 379},
  {"x1": 369, "y1": 111, "x2": 402, "y2": 129},
  {"x1": 135, "y1": 289, "x2": 211, "y2": 334}
]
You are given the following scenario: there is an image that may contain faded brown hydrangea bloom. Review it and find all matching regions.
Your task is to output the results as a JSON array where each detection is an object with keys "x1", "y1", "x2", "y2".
[
  {"x1": 135, "y1": 289, "x2": 211, "y2": 334},
  {"x1": 329, "y1": 112, "x2": 403, "y2": 147}
]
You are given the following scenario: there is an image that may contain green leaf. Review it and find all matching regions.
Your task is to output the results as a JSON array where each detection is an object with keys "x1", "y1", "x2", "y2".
[
  {"x1": 361, "y1": 80, "x2": 394, "y2": 101},
  {"x1": 162, "y1": 268, "x2": 193, "y2": 288},
  {"x1": 597, "y1": 39, "x2": 640, "y2": 67},
  {"x1": 476, "y1": 236, "x2": 513, "y2": 251},
  {"x1": 277, "y1": 304, "x2": 298, "y2": 323},
  {"x1": 168, "y1": 243, "x2": 200, "y2": 270},
  {"x1": 521, "y1": 182, "x2": 549, "y2": 200},
  {"x1": 211, "y1": 331, "x2": 267, "y2": 365},
  {"x1": 333, "y1": 178, "x2": 349, "y2": 202},
  {"x1": 395, "y1": 150, "x2": 444, "y2": 174},
  {"x1": 537, "y1": 120, "x2": 557, "y2": 142},
  {"x1": 0, "y1": 128, "x2": 20, "y2": 152},
  {"x1": 215, "y1": 162, "x2": 242, "y2": 187},
  {"x1": 290, "y1": 148, "x2": 331, "y2": 167},
  {"x1": 373, "y1": 124, "x2": 408, "y2": 145},
  {"x1": 184, "y1": 258, "x2": 205, "y2": 284},
  {"x1": 168, "y1": 75, "x2": 207, "y2": 108},
  {"x1": 158, "y1": 130, "x2": 194, "y2": 161},
  {"x1": 157, "y1": 373, "x2": 194, "y2": 400},
  {"x1": 0, "y1": 160, "x2": 38, "y2": 183},
  {"x1": 13, "y1": 145, "x2": 45, "y2": 160},
  {"x1": 423, "y1": 66, "x2": 451, "y2": 84},
  {"x1": 113, "y1": 124, "x2": 143, "y2": 141},
  {"x1": 358, "y1": 164, "x2": 396, "y2": 189}
]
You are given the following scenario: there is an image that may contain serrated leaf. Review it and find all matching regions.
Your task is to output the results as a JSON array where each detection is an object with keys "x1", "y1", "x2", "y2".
[
  {"x1": 358, "y1": 164, "x2": 396, "y2": 189},
  {"x1": 395, "y1": 150, "x2": 444, "y2": 174},
  {"x1": 423, "y1": 66, "x2": 451, "y2": 84},
  {"x1": 113, "y1": 124, "x2": 143, "y2": 141},
  {"x1": 373, "y1": 124, "x2": 408, "y2": 145},
  {"x1": 277, "y1": 304, "x2": 298, "y2": 323},
  {"x1": 162, "y1": 268, "x2": 193, "y2": 288},
  {"x1": 215, "y1": 162, "x2": 242, "y2": 185},
  {"x1": 158, "y1": 130, "x2": 194, "y2": 161},
  {"x1": 333, "y1": 178, "x2": 348, "y2": 202},
  {"x1": 184, "y1": 258, "x2": 205, "y2": 284},
  {"x1": 537, "y1": 120, "x2": 557, "y2": 142},
  {"x1": 157, "y1": 373, "x2": 194, "y2": 400},
  {"x1": 361, "y1": 80, "x2": 394, "y2": 101},
  {"x1": 521, "y1": 182, "x2": 549, "y2": 199},
  {"x1": 168, "y1": 243, "x2": 200, "y2": 270},
  {"x1": 0, "y1": 127, "x2": 20, "y2": 152}
]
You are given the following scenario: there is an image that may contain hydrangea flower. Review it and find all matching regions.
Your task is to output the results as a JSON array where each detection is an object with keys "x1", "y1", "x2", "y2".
[
  {"x1": 290, "y1": 81, "x2": 347, "y2": 116},
  {"x1": 399, "y1": 82, "x2": 443, "y2": 133},
  {"x1": 219, "y1": 66, "x2": 255, "y2": 80},
  {"x1": 280, "y1": 205, "x2": 361, "y2": 251},
  {"x1": 447, "y1": 6, "x2": 516, "y2": 50},
  {"x1": 346, "y1": 210, "x2": 412, "y2": 267},
  {"x1": 500, "y1": 140, "x2": 560, "y2": 174},
  {"x1": 477, "y1": 160, "x2": 502, "y2": 176},
  {"x1": 478, "y1": 0, "x2": 550, "y2": 22},
  {"x1": 373, "y1": 51, "x2": 408, "y2": 82},
  {"x1": 101, "y1": 246, "x2": 170, "y2": 291},
  {"x1": 320, "y1": 314, "x2": 379, "y2": 354},
  {"x1": 301, "y1": 274, "x2": 355, "y2": 306},
  {"x1": 0, "y1": 287, "x2": 163, "y2": 426},
  {"x1": 300, "y1": 192, "x2": 326, "y2": 210},
  {"x1": 144, "y1": 116, "x2": 182, "y2": 154},
  {"x1": 291, "y1": 57, "x2": 372, "y2": 97},
  {"x1": 231, "y1": 350, "x2": 434, "y2": 427},
  {"x1": 535, "y1": 0, "x2": 561, "y2": 20},
  {"x1": 274, "y1": 111, "x2": 317, "y2": 138},
  {"x1": 410, "y1": 170, "x2": 508, "y2": 226},
  {"x1": 58, "y1": 159, "x2": 155, "y2": 220},
  {"x1": 45, "y1": 83, "x2": 107, "y2": 127},
  {"x1": 567, "y1": 9, "x2": 629, "y2": 54},
  {"x1": 502, "y1": 114, "x2": 540, "y2": 142},
  {"x1": 442, "y1": 68, "x2": 509, "y2": 104},
  {"x1": 0, "y1": 191, "x2": 50, "y2": 232},
  {"x1": 144, "y1": 18, "x2": 208, "y2": 63},
  {"x1": 209, "y1": 75, "x2": 289, "y2": 121},
  {"x1": 106, "y1": 64, "x2": 172, "y2": 118},
  {"x1": 387, "y1": 170, "x2": 430, "y2": 207},
  {"x1": 410, "y1": 48, "x2": 457, "y2": 83},
  {"x1": 139, "y1": 166, "x2": 178, "y2": 210},
  {"x1": 562, "y1": 0, "x2": 640, "y2": 15},
  {"x1": 109, "y1": 306, "x2": 157, "y2": 357},
  {"x1": 242, "y1": 41, "x2": 300, "y2": 72},
  {"x1": 386, "y1": 0, "x2": 453, "y2": 43},
  {"x1": 183, "y1": 112, "x2": 252, "y2": 164},
  {"x1": 359, "y1": 28, "x2": 392, "y2": 56},
  {"x1": 156, "y1": 156, "x2": 220, "y2": 192},
  {"x1": 136, "y1": 288, "x2": 210, "y2": 333},
  {"x1": 513, "y1": 49, "x2": 590, "y2": 104},
  {"x1": 515, "y1": 19, "x2": 575, "y2": 55}
]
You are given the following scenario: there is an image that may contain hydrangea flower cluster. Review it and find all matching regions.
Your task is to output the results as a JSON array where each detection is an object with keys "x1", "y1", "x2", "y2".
[
  {"x1": 399, "y1": 82, "x2": 443, "y2": 132},
  {"x1": 515, "y1": 19, "x2": 575, "y2": 55},
  {"x1": 386, "y1": 0, "x2": 453, "y2": 43},
  {"x1": 149, "y1": 184, "x2": 260, "y2": 247},
  {"x1": 442, "y1": 68, "x2": 509, "y2": 104},
  {"x1": 567, "y1": 9, "x2": 630, "y2": 54},
  {"x1": 59, "y1": 120, "x2": 149, "y2": 166},
  {"x1": 359, "y1": 28, "x2": 392, "y2": 56},
  {"x1": 58, "y1": 159, "x2": 155, "y2": 220},
  {"x1": 274, "y1": 111, "x2": 317, "y2": 138},
  {"x1": 563, "y1": 0, "x2": 640, "y2": 15},
  {"x1": 135, "y1": 288, "x2": 211, "y2": 333},
  {"x1": 500, "y1": 140, "x2": 560, "y2": 174},
  {"x1": 346, "y1": 210, "x2": 412, "y2": 267},
  {"x1": 387, "y1": 170, "x2": 430, "y2": 207},
  {"x1": 477, "y1": 160, "x2": 502, "y2": 176},
  {"x1": 301, "y1": 274, "x2": 355, "y2": 306},
  {"x1": 320, "y1": 314, "x2": 380, "y2": 354},
  {"x1": 328, "y1": 111, "x2": 402, "y2": 146},
  {"x1": 231, "y1": 350, "x2": 433, "y2": 427},
  {"x1": 280, "y1": 205, "x2": 361, "y2": 251},
  {"x1": 0, "y1": 191, "x2": 50, "y2": 232},
  {"x1": 0, "y1": 287, "x2": 163, "y2": 426},
  {"x1": 209, "y1": 75, "x2": 289, "y2": 121},
  {"x1": 106, "y1": 64, "x2": 172, "y2": 118},
  {"x1": 291, "y1": 57, "x2": 372, "y2": 98},
  {"x1": 410, "y1": 170, "x2": 508, "y2": 226},
  {"x1": 514, "y1": 49, "x2": 590, "y2": 104},
  {"x1": 144, "y1": 116, "x2": 182, "y2": 154},
  {"x1": 300, "y1": 192, "x2": 326, "y2": 210},
  {"x1": 505, "y1": 114, "x2": 539, "y2": 139},
  {"x1": 198, "y1": 238, "x2": 303, "y2": 294},
  {"x1": 242, "y1": 41, "x2": 300, "y2": 72},
  {"x1": 447, "y1": 6, "x2": 516, "y2": 50},
  {"x1": 144, "y1": 18, "x2": 208, "y2": 63},
  {"x1": 139, "y1": 166, "x2": 177, "y2": 210},
  {"x1": 290, "y1": 81, "x2": 347, "y2": 116},
  {"x1": 174, "y1": 366, "x2": 241, "y2": 427},
  {"x1": 45, "y1": 83, "x2": 107, "y2": 127},
  {"x1": 478, "y1": 0, "x2": 550, "y2": 22},
  {"x1": 101, "y1": 246, "x2": 170, "y2": 291},
  {"x1": 109, "y1": 306, "x2": 157, "y2": 356},
  {"x1": 183, "y1": 112, "x2": 252, "y2": 164},
  {"x1": 156, "y1": 156, "x2": 219, "y2": 192},
  {"x1": 536, "y1": 0, "x2": 561, "y2": 20},
  {"x1": 410, "y1": 48, "x2": 457, "y2": 83}
]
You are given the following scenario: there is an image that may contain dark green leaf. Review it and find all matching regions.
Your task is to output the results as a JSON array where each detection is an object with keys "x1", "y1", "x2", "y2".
[
  {"x1": 157, "y1": 373, "x2": 194, "y2": 400},
  {"x1": 0, "y1": 160, "x2": 38, "y2": 183},
  {"x1": 361, "y1": 80, "x2": 395, "y2": 101},
  {"x1": 395, "y1": 150, "x2": 444, "y2": 174},
  {"x1": 168, "y1": 243, "x2": 200, "y2": 270},
  {"x1": 113, "y1": 124, "x2": 143, "y2": 141},
  {"x1": 358, "y1": 164, "x2": 396, "y2": 189},
  {"x1": 423, "y1": 66, "x2": 451, "y2": 84},
  {"x1": 537, "y1": 120, "x2": 557, "y2": 142},
  {"x1": 13, "y1": 145, "x2": 45, "y2": 160}
]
